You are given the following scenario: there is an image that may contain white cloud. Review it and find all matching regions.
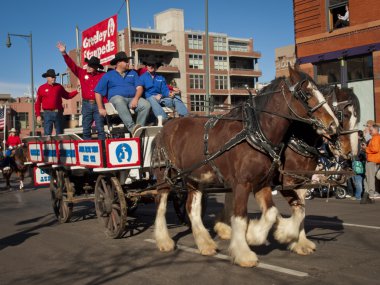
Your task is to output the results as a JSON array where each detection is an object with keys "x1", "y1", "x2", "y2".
[{"x1": 0, "y1": 81, "x2": 30, "y2": 97}]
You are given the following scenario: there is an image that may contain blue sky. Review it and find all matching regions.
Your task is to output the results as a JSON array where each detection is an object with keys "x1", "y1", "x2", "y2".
[{"x1": 0, "y1": 0, "x2": 294, "y2": 97}]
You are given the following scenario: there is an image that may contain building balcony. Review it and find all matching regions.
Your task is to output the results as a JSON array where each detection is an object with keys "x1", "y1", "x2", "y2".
[
  {"x1": 136, "y1": 64, "x2": 179, "y2": 74},
  {"x1": 230, "y1": 87, "x2": 257, "y2": 96},
  {"x1": 229, "y1": 68, "x2": 262, "y2": 77},
  {"x1": 133, "y1": 43, "x2": 177, "y2": 53},
  {"x1": 229, "y1": 50, "x2": 261, "y2": 58}
]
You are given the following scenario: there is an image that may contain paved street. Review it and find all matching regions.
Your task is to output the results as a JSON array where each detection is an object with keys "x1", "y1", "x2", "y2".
[{"x1": 1, "y1": 174, "x2": 380, "y2": 285}]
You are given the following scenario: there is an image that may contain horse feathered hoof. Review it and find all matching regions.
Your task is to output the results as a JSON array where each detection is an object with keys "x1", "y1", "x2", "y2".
[
  {"x1": 156, "y1": 238, "x2": 175, "y2": 252},
  {"x1": 232, "y1": 252, "x2": 259, "y2": 268}
]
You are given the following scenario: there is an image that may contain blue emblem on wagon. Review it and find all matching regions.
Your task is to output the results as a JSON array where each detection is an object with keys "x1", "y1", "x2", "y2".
[{"x1": 116, "y1": 143, "x2": 132, "y2": 163}]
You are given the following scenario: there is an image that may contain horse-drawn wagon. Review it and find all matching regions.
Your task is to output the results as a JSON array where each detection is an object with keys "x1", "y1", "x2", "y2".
[{"x1": 22, "y1": 66, "x2": 360, "y2": 267}]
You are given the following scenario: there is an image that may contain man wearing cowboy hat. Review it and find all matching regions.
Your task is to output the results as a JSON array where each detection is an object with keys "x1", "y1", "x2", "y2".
[
  {"x1": 35, "y1": 68, "x2": 78, "y2": 135},
  {"x1": 57, "y1": 42, "x2": 106, "y2": 140},
  {"x1": 6, "y1": 128, "x2": 21, "y2": 148},
  {"x1": 140, "y1": 61, "x2": 188, "y2": 122},
  {"x1": 95, "y1": 51, "x2": 150, "y2": 136}
]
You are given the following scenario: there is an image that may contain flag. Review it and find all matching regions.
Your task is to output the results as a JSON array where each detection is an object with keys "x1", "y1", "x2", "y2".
[{"x1": 0, "y1": 107, "x2": 5, "y2": 130}]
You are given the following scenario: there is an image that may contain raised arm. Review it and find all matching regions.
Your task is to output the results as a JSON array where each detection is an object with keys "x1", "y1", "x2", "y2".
[{"x1": 57, "y1": 42, "x2": 82, "y2": 77}]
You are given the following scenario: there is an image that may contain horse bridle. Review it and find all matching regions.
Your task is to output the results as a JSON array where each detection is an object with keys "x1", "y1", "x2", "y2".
[{"x1": 283, "y1": 78, "x2": 330, "y2": 132}]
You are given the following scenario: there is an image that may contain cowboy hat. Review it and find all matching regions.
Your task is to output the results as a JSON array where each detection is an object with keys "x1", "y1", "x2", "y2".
[
  {"x1": 110, "y1": 52, "x2": 133, "y2": 65},
  {"x1": 9, "y1": 128, "x2": 16, "y2": 133},
  {"x1": 85, "y1": 56, "x2": 104, "y2": 70},
  {"x1": 42, "y1": 69, "x2": 59, "y2": 78},
  {"x1": 144, "y1": 61, "x2": 163, "y2": 69}
]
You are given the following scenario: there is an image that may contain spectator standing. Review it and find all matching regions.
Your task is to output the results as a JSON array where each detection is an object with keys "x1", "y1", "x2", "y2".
[
  {"x1": 95, "y1": 52, "x2": 150, "y2": 135},
  {"x1": 35, "y1": 69, "x2": 78, "y2": 135},
  {"x1": 140, "y1": 62, "x2": 188, "y2": 121},
  {"x1": 57, "y1": 42, "x2": 106, "y2": 140},
  {"x1": 364, "y1": 124, "x2": 380, "y2": 198},
  {"x1": 363, "y1": 120, "x2": 375, "y2": 142},
  {"x1": 350, "y1": 131, "x2": 366, "y2": 200}
]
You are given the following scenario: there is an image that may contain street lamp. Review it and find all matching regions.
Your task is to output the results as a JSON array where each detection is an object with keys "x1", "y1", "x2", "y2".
[{"x1": 6, "y1": 32, "x2": 35, "y2": 136}]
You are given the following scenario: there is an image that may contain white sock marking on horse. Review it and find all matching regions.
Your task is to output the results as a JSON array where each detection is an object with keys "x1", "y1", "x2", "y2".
[
  {"x1": 229, "y1": 216, "x2": 258, "y2": 267},
  {"x1": 246, "y1": 207, "x2": 279, "y2": 245},
  {"x1": 189, "y1": 191, "x2": 217, "y2": 255},
  {"x1": 154, "y1": 192, "x2": 174, "y2": 252},
  {"x1": 275, "y1": 205, "x2": 304, "y2": 244}
]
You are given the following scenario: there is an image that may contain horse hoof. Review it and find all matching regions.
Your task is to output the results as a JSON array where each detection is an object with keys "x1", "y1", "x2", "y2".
[
  {"x1": 157, "y1": 239, "x2": 175, "y2": 252},
  {"x1": 232, "y1": 251, "x2": 259, "y2": 268},
  {"x1": 200, "y1": 247, "x2": 217, "y2": 256},
  {"x1": 214, "y1": 222, "x2": 232, "y2": 240}
]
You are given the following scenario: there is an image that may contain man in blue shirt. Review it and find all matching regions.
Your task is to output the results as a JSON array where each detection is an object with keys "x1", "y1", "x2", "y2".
[
  {"x1": 139, "y1": 62, "x2": 188, "y2": 122},
  {"x1": 95, "y1": 51, "x2": 151, "y2": 135}
]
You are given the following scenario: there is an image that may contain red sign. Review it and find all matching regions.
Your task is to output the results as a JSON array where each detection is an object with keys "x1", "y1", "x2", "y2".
[{"x1": 82, "y1": 15, "x2": 118, "y2": 67}]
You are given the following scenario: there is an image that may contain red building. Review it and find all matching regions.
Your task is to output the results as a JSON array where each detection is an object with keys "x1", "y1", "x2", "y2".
[{"x1": 294, "y1": 0, "x2": 380, "y2": 124}]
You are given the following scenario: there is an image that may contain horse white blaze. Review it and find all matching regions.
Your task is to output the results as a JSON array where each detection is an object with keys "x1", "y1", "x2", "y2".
[
  {"x1": 229, "y1": 216, "x2": 258, "y2": 267},
  {"x1": 154, "y1": 192, "x2": 175, "y2": 252},
  {"x1": 246, "y1": 206, "x2": 278, "y2": 245},
  {"x1": 189, "y1": 191, "x2": 217, "y2": 255},
  {"x1": 347, "y1": 105, "x2": 359, "y2": 156},
  {"x1": 309, "y1": 82, "x2": 340, "y2": 128}
]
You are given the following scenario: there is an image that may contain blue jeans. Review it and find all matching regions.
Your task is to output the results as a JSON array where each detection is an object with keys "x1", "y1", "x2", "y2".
[
  {"x1": 43, "y1": 110, "x2": 63, "y2": 135},
  {"x1": 109, "y1": 95, "x2": 151, "y2": 133},
  {"x1": 147, "y1": 95, "x2": 188, "y2": 119},
  {"x1": 352, "y1": 175, "x2": 363, "y2": 200},
  {"x1": 82, "y1": 100, "x2": 105, "y2": 140}
]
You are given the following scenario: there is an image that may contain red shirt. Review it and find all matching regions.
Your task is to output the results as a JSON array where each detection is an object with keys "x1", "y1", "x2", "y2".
[
  {"x1": 35, "y1": 83, "x2": 78, "y2": 117},
  {"x1": 63, "y1": 54, "x2": 105, "y2": 101},
  {"x1": 6, "y1": 135, "x2": 21, "y2": 147}
]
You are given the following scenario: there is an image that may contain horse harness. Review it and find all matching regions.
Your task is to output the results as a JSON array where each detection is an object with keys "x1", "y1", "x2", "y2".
[{"x1": 159, "y1": 77, "x2": 330, "y2": 187}]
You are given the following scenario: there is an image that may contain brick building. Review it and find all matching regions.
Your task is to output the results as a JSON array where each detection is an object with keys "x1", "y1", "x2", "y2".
[
  {"x1": 67, "y1": 9, "x2": 261, "y2": 113},
  {"x1": 293, "y1": 0, "x2": 380, "y2": 125}
]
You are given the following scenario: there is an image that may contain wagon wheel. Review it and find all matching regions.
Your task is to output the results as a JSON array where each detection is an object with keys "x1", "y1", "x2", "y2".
[
  {"x1": 50, "y1": 170, "x2": 73, "y2": 223},
  {"x1": 95, "y1": 175, "x2": 128, "y2": 239},
  {"x1": 172, "y1": 191, "x2": 208, "y2": 225}
]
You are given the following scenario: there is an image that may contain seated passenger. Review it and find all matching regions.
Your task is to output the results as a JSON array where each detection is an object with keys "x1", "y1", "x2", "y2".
[
  {"x1": 95, "y1": 52, "x2": 151, "y2": 136},
  {"x1": 140, "y1": 62, "x2": 188, "y2": 122}
]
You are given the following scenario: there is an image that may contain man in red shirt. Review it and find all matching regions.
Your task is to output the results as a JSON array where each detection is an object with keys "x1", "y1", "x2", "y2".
[
  {"x1": 35, "y1": 69, "x2": 78, "y2": 135},
  {"x1": 57, "y1": 42, "x2": 106, "y2": 140},
  {"x1": 6, "y1": 128, "x2": 21, "y2": 148}
]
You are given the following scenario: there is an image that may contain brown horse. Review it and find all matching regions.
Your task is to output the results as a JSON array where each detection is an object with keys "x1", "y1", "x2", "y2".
[
  {"x1": 151, "y1": 66, "x2": 339, "y2": 267},
  {"x1": 214, "y1": 86, "x2": 360, "y2": 256},
  {"x1": 0, "y1": 145, "x2": 29, "y2": 190}
]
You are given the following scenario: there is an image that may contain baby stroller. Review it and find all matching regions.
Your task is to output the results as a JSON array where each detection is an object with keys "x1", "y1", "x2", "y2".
[{"x1": 305, "y1": 156, "x2": 347, "y2": 200}]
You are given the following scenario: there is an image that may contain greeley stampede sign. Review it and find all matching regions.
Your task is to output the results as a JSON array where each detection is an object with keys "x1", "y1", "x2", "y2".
[{"x1": 82, "y1": 15, "x2": 118, "y2": 67}]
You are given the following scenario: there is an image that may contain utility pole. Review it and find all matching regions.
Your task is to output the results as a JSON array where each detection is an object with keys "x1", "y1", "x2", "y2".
[
  {"x1": 126, "y1": 0, "x2": 133, "y2": 65},
  {"x1": 205, "y1": 0, "x2": 210, "y2": 115}
]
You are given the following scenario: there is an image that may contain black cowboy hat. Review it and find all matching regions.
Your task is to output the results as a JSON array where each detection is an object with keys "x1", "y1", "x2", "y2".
[
  {"x1": 85, "y1": 56, "x2": 104, "y2": 70},
  {"x1": 110, "y1": 51, "x2": 133, "y2": 65},
  {"x1": 144, "y1": 61, "x2": 163, "y2": 69},
  {"x1": 42, "y1": 69, "x2": 59, "y2": 78}
]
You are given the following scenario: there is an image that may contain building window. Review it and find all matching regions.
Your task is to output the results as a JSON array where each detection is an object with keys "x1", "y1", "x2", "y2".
[
  {"x1": 213, "y1": 37, "x2": 227, "y2": 51},
  {"x1": 215, "y1": 75, "x2": 228, "y2": 90},
  {"x1": 231, "y1": 78, "x2": 254, "y2": 89},
  {"x1": 189, "y1": 54, "x2": 204, "y2": 69},
  {"x1": 316, "y1": 60, "x2": 341, "y2": 84},
  {"x1": 188, "y1": 34, "x2": 203, "y2": 50},
  {"x1": 189, "y1": 74, "x2": 204, "y2": 89},
  {"x1": 210, "y1": 95, "x2": 227, "y2": 112},
  {"x1": 132, "y1": 32, "x2": 162, "y2": 45},
  {"x1": 328, "y1": 0, "x2": 349, "y2": 31},
  {"x1": 190, "y1": 94, "x2": 206, "y2": 112},
  {"x1": 347, "y1": 55, "x2": 374, "y2": 82},
  {"x1": 231, "y1": 96, "x2": 246, "y2": 107},
  {"x1": 229, "y1": 41, "x2": 248, "y2": 52},
  {"x1": 16, "y1": 112, "x2": 29, "y2": 129},
  {"x1": 214, "y1": 56, "x2": 228, "y2": 70}
]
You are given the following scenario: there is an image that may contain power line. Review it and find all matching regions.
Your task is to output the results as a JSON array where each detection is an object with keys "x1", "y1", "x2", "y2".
[{"x1": 116, "y1": 0, "x2": 126, "y2": 16}]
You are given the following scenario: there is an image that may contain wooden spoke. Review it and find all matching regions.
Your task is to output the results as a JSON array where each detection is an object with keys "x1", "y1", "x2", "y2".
[{"x1": 95, "y1": 175, "x2": 127, "y2": 239}]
